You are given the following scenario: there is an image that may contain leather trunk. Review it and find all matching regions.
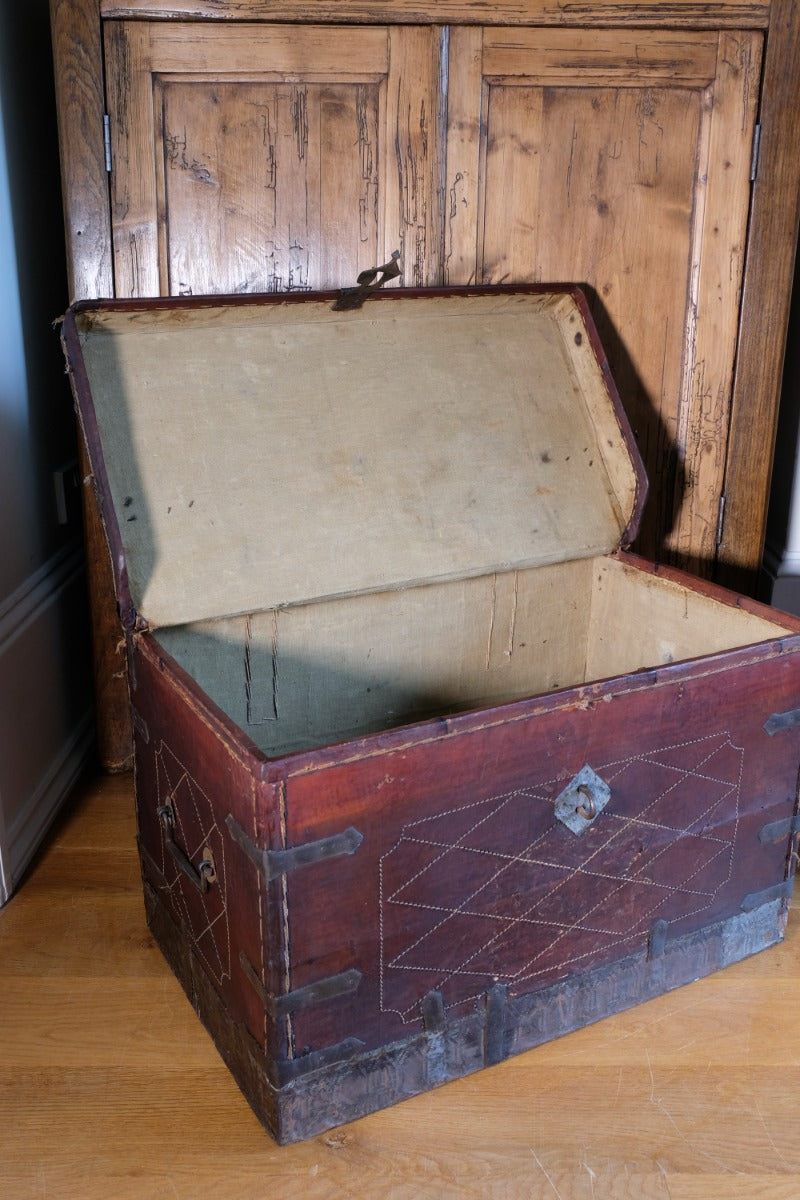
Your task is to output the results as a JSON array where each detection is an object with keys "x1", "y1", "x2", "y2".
[{"x1": 61, "y1": 286, "x2": 800, "y2": 1144}]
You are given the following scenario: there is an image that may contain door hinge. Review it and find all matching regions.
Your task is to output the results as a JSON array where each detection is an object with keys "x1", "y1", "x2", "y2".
[
  {"x1": 750, "y1": 122, "x2": 761, "y2": 183},
  {"x1": 103, "y1": 114, "x2": 112, "y2": 173},
  {"x1": 716, "y1": 494, "x2": 726, "y2": 547}
]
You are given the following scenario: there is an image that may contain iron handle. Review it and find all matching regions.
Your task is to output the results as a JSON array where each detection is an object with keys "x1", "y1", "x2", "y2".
[{"x1": 157, "y1": 804, "x2": 216, "y2": 893}]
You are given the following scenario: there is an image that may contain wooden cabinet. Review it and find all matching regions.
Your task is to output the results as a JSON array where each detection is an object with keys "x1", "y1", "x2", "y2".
[
  {"x1": 103, "y1": 22, "x2": 444, "y2": 295},
  {"x1": 444, "y1": 28, "x2": 761, "y2": 568},
  {"x1": 51, "y1": 0, "x2": 800, "y2": 768}
]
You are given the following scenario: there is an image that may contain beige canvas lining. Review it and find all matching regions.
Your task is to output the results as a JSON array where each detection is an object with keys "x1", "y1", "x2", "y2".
[
  {"x1": 157, "y1": 556, "x2": 787, "y2": 757},
  {"x1": 76, "y1": 292, "x2": 637, "y2": 628},
  {"x1": 75, "y1": 290, "x2": 788, "y2": 757}
]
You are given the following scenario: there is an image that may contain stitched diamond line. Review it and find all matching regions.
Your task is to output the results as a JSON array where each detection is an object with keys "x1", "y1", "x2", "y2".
[
  {"x1": 154, "y1": 740, "x2": 232, "y2": 986},
  {"x1": 379, "y1": 731, "x2": 743, "y2": 1022}
]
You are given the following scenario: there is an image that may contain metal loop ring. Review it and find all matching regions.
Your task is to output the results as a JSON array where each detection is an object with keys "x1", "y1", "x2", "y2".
[{"x1": 575, "y1": 786, "x2": 597, "y2": 821}]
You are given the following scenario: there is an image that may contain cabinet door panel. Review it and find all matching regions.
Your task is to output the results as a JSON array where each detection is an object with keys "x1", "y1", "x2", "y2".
[
  {"x1": 156, "y1": 79, "x2": 382, "y2": 295},
  {"x1": 105, "y1": 22, "x2": 442, "y2": 296},
  {"x1": 447, "y1": 28, "x2": 762, "y2": 571}
]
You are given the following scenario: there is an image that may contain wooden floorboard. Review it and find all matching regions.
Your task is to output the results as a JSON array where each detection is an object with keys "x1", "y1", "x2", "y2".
[{"x1": 1, "y1": 768, "x2": 799, "y2": 1198}]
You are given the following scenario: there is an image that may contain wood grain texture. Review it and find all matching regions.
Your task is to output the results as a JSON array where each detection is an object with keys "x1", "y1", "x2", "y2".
[
  {"x1": 443, "y1": 26, "x2": 483, "y2": 286},
  {"x1": 51, "y1": 0, "x2": 133, "y2": 769},
  {"x1": 447, "y1": 28, "x2": 760, "y2": 570},
  {"x1": 480, "y1": 27, "x2": 720, "y2": 83},
  {"x1": 717, "y1": 0, "x2": 800, "y2": 593},
  {"x1": 2, "y1": 768, "x2": 800, "y2": 1196},
  {"x1": 104, "y1": 22, "x2": 442, "y2": 293},
  {"x1": 384, "y1": 26, "x2": 445, "y2": 285},
  {"x1": 50, "y1": 0, "x2": 113, "y2": 300},
  {"x1": 153, "y1": 74, "x2": 384, "y2": 294},
  {"x1": 105, "y1": 22, "x2": 160, "y2": 296},
  {"x1": 669, "y1": 31, "x2": 762, "y2": 571},
  {"x1": 99, "y1": 0, "x2": 772, "y2": 28}
]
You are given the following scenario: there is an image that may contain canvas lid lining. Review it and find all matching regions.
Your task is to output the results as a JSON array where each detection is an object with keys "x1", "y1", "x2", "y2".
[{"x1": 74, "y1": 291, "x2": 640, "y2": 629}]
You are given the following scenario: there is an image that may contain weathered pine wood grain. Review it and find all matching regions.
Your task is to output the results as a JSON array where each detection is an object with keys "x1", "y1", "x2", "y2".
[
  {"x1": 153, "y1": 71, "x2": 385, "y2": 293},
  {"x1": 1, "y1": 769, "x2": 799, "y2": 1197},
  {"x1": 51, "y1": 0, "x2": 133, "y2": 772},
  {"x1": 99, "y1": 0, "x2": 772, "y2": 28},
  {"x1": 718, "y1": 0, "x2": 800, "y2": 593},
  {"x1": 384, "y1": 26, "x2": 446, "y2": 285},
  {"x1": 50, "y1": 0, "x2": 113, "y2": 300},
  {"x1": 104, "y1": 22, "x2": 160, "y2": 297},
  {"x1": 446, "y1": 28, "x2": 760, "y2": 570},
  {"x1": 670, "y1": 31, "x2": 762, "y2": 572},
  {"x1": 105, "y1": 22, "x2": 442, "y2": 295}
]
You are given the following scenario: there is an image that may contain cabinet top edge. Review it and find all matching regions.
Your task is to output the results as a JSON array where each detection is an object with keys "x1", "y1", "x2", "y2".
[{"x1": 98, "y1": 1, "x2": 772, "y2": 30}]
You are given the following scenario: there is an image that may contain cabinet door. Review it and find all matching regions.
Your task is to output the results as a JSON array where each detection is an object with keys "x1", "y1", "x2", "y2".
[
  {"x1": 104, "y1": 22, "x2": 443, "y2": 295},
  {"x1": 446, "y1": 29, "x2": 762, "y2": 570}
]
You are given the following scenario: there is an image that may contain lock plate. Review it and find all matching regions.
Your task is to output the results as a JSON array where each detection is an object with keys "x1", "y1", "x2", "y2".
[{"x1": 554, "y1": 765, "x2": 611, "y2": 834}]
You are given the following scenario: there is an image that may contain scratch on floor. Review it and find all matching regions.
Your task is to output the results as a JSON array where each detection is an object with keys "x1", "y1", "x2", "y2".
[
  {"x1": 654, "y1": 1095, "x2": 747, "y2": 1176},
  {"x1": 656, "y1": 1158, "x2": 674, "y2": 1199},
  {"x1": 753, "y1": 1096, "x2": 794, "y2": 1171},
  {"x1": 607, "y1": 991, "x2": 718, "y2": 1047},
  {"x1": 581, "y1": 1159, "x2": 597, "y2": 1199},
  {"x1": 645, "y1": 1048, "x2": 746, "y2": 1175},
  {"x1": 529, "y1": 1149, "x2": 565, "y2": 1199}
]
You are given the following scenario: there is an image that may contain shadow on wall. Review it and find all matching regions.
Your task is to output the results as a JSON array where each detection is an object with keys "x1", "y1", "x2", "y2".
[{"x1": 580, "y1": 284, "x2": 689, "y2": 574}]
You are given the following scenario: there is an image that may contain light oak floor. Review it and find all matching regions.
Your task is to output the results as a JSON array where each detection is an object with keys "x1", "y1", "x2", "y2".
[{"x1": 2, "y1": 767, "x2": 799, "y2": 1199}]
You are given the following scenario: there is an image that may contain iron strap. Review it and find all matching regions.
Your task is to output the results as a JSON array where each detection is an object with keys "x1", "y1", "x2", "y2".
[{"x1": 226, "y1": 812, "x2": 363, "y2": 881}]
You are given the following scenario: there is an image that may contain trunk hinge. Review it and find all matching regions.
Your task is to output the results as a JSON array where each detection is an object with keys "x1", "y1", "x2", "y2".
[
  {"x1": 103, "y1": 114, "x2": 112, "y2": 173},
  {"x1": 716, "y1": 493, "x2": 726, "y2": 547},
  {"x1": 750, "y1": 122, "x2": 762, "y2": 183}
]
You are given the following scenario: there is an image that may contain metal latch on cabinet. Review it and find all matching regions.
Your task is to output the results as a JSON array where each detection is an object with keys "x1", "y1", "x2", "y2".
[{"x1": 333, "y1": 250, "x2": 401, "y2": 310}]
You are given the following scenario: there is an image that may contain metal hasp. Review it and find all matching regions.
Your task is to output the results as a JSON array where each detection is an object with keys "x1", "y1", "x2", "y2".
[
  {"x1": 554, "y1": 765, "x2": 611, "y2": 835},
  {"x1": 332, "y1": 250, "x2": 402, "y2": 310}
]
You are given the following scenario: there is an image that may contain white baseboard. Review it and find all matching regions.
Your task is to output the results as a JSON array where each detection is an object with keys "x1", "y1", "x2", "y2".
[{"x1": 760, "y1": 535, "x2": 800, "y2": 617}]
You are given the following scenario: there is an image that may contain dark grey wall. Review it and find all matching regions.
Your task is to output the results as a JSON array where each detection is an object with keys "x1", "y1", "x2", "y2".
[
  {"x1": 0, "y1": 2, "x2": 94, "y2": 902},
  {"x1": 0, "y1": 3, "x2": 81, "y2": 597}
]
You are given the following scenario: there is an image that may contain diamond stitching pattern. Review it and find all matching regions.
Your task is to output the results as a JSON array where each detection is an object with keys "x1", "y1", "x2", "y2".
[
  {"x1": 154, "y1": 741, "x2": 232, "y2": 986},
  {"x1": 380, "y1": 732, "x2": 743, "y2": 1022}
]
